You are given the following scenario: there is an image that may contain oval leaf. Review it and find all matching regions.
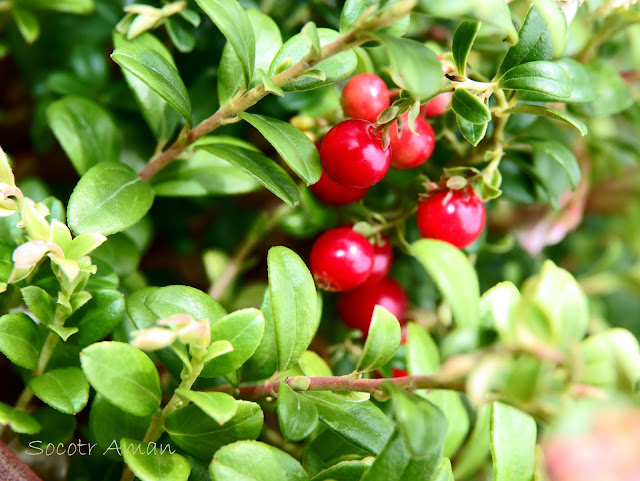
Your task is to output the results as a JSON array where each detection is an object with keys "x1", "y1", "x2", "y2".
[
  {"x1": 406, "y1": 323, "x2": 440, "y2": 376},
  {"x1": 175, "y1": 389, "x2": 238, "y2": 425},
  {"x1": 0, "y1": 313, "x2": 39, "y2": 370},
  {"x1": 0, "y1": 401, "x2": 41, "y2": 434},
  {"x1": 503, "y1": 104, "x2": 587, "y2": 135},
  {"x1": 457, "y1": 116, "x2": 488, "y2": 146},
  {"x1": 356, "y1": 305, "x2": 401, "y2": 373},
  {"x1": 452, "y1": 89, "x2": 491, "y2": 124},
  {"x1": 490, "y1": 402, "x2": 537, "y2": 481},
  {"x1": 121, "y1": 438, "x2": 191, "y2": 481},
  {"x1": 66, "y1": 289, "x2": 125, "y2": 347},
  {"x1": 145, "y1": 285, "x2": 226, "y2": 322},
  {"x1": 452, "y1": 21, "x2": 480, "y2": 77},
  {"x1": 29, "y1": 367, "x2": 89, "y2": 414},
  {"x1": 498, "y1": 61, "x2": 571, "y2": 98},
  {"x1": 277, "y1": 382, "x2": 319, "y2": 442}
]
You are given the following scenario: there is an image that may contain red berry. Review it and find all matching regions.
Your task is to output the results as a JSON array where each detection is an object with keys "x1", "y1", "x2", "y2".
[
  {"x1": 320, "y1": 119, "x2": 391, "y2": 189},
  {"x1": 310, "y1": 171, "x2": 369, "y2": 206},
  {"x1": 338, "y1": 277, "x2": 408, "y2": 334},
  {"x1": 359, "y1": 233, "x2": 393, "y2": 287},
  {"x1": 341, "y1": 73, "x2": 390, "y2": 122},
  {"x1": 310, "y1": 226, "x2": 375, "y2": 292},
  {"x1": 417, "y1": 187, "x2": 486, "y2": 249},
  {"x1": 422, "y1": 92, "x2": 453, "y2": 117},
  {"x1": 389, "y1": 115, "x2": 435, "y2": 170},
  {"x1": 392, "y1": 368, "x2": 409, "y2": 377}
]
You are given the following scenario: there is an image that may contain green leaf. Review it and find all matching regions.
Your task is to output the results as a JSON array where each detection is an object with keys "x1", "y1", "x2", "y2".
[
  {"x1": 518, "y1": 58, "x2": 596, "y2": 103},
  {"x1": 20, "y1": 407, "x2": 77, "y2": 447},
  {"x1": 530, "y1": 148, "x2": 570, "y2": 208},
  {"x1": 503, "y1": 104, "x2": 587, "y2": 135},
  {"x1": 411, "y1": 239, "x2": 480, "y2": 329},
  {"x1": 21, "y1": 286, "x2": 55, "y2": 324},
  {"x1": 121, "y1": 438, "x2": 191, "y2": 481},
  {"x1": 452, "y1": 404, "x2": 491, "y2": 479},
  {"x1": 269, "y1": 28, "x2": 357, "y2": 92},
  {"x1": 356, "y1": 306, "x2": 401, "y2": 373},
  {"x1": 340, "y1": 0, "x2": 409, "y2": 37},
  {"x1": 498, "y1": 4, "x2": 566, "y2": 76},
  {"x1": 166, "y1": 17, "x2": 195, "y2": 53},
  {"x1": 452, "y1": 21, "x2": 480, "y2": 77},
  {"x1": 210, "y1": 441, "x2": 309, "y2": 481},
  {"x1": 374, "y1": 33, "x2": 442, "y2": 100},
  {"x1": 195, "y1": 0, "x2": 255, "y2": 87},
  {"x1": 80, "y1": 341, "x2": 161, "y2": 416},
  {"x1": 0, "y1": 313, "x2": 39, "y2": 370},
  {"x1": 13, "y1": 8, "x2": 40, "y2": 44},
  {"x1": 498, "y1": 61, "x2": 571, "y2": 98},
  {"x1": 200, "y1": 308, "x2": 265, "y2": 378},
  {"x1": 406, "y1": 323, "x2": 440, "y2": 376},
  {"x1": 457, "y1": 116, "x2": 488, "y2": 146},
  {"x1": 243, "y1": 289, "x2": 278, "y2": 380},
  {"x1": 14, "y1": 0, "x2": 94, "y2": 14},
  {"x1": 66, "y1": 289, "x2": 125, "y2": 347},
  {"x1": 451, "y1": 89, "x2": 491, "y2": 124},
  {"x1": 257, "y1": 69, "x2": 284, "y2": 97},
  {"x1": 67, "y1": 161, "x2": 155, "y2": 236},
  {"x1": 491, "y1": 402, "x2": 536, "y2": 481},
  {"x1": 89, "y1": 395, "x2": 151, "y2": 461},
  {"x1": 277, "y1": 382, "x2": 319, "y2": 442},
  {"x1": 0, "y1": 401, "x2": 41, "y2": 434},
  {"x1": 311, "y1": 459, "x2": 373, "y2": 481},
  {"x1": 239, "y1": 113, "x2": 321, "y2": 185},
  {"x1": 426, "y1": 390, "x2": 469, "y2": 457},
  {"x1": 217, "y1": 10, "x2": 282, "y2": 105},
  {"x1": 479, "y1": 281, "x2": 521, "y2": 334},
  {"x1": 111, "y1": 44, "x2": 191, "y2": 124},
  {"x1": 113, "y1": 33, "x2": 180, "y2": 141},
  {"x1": 175, "y1": 389, "x2": 238, "y2": 425},
  {"x1": 198, "y1": 144, "x2": 299, "y2": 207},
  {"x1": 306, "y1": 392, "x2": 393, "y2": 455},
  {"x1": 145, "y1": 285, "x2": 226, "y2": 322},
  {"x1": 361, "y1": 433, "x2": 438, "y2": 481},
  {"x1": 166, "y1": 401, "x2": 263, "y2": 460},
  {"x1": 522, "y1": 138, "x2": 580, "y2": 188},
  {"x1": 47, "y1": 96, "x2": 120, "y2": 175},
  {"x1": 29, "y1": 367, "x2": 89, "y2": 414},
  {"x1": 268, "y1": 246, "x2": 318, "y2": 371}
]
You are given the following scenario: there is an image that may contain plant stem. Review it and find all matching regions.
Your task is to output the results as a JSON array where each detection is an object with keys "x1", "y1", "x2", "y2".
[{"x1": 137, "y1": 0, "x2": 417, "y2": 181}]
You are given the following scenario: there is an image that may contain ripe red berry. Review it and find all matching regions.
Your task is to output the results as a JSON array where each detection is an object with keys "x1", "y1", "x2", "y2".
[
  {"x1": 309, "y1": 226, "x2": 375, "y2": 292},
  {"x1": 320, "y1": 119, "x2": 391, "y2": 189},
  {"x1": 359, "y1": 233, "x2": 393, "y2": 288},
  {"x1": 421, "y1": 92, "x2": 453, "y2": 117},
  {"x1": 341, "y1": 73, "x2": 390, "y2": 123},
  {"x1": 417, "y1": 187, "x2": 486, "y2": 249},
  {"x1": 310, "y1": 171, "x2": 369, "y2": 206},
  {"x1": 389, "y1": 115, "x2": 435, "y2": 170},
  {"x1": 392, "y1": 368, "x2": 409, "y2": 377},
  {"x1": 338, "y1": 277, "x2": 408, "y2": 334}
]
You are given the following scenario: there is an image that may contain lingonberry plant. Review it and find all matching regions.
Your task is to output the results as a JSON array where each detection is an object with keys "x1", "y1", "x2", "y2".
[{"x1": 1, "y1": 0, "x2": 640, "y2": 480}]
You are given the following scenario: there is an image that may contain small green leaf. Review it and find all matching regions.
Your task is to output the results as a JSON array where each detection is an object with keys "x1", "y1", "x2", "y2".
[
  {"x1": 80, "y1": 341, "x2": 162, "y2": 416},
  {"x1": 20, "y1": 407, "x2": 76, "y2": 447},
  {"x1": 21, "y1": 286, "x2": 55, "y2": 324},
  {"x1": 145, "y1": 285, "x2": 226, "y2": 323},
  {"x1": 356, "y1": 305, "x2": 401, "y2": 373},
  {"x1": 13, "y1": 8, "x2": 40, "y2": 44},
  {"x1": 457, "y1": 116, "x2": 488, "y2": 146},
  {"x1": 452, "y1": 89, "x2": 491, "y2": 124},
  {"x1": 29, "y1": 367, "x2": 89, "y2": 414},
  {"x1": 411, "y1": 239, "x2": 480, "y2": 329},
  {"x1": 243, "y1": 289, "x2": 278, "y2": 380},
  {"x1": 195, "y1": 0, "x2": 255, "y2": 87},
  {"x1": 175, "y1": 389, "x2": 238, "y2": 425},
  {"x1": 0, "y1": 313, "x2": 39, "y2": 370},
  {"x1": 479, "y1": 281, "x2": 521, "y2": 334},
  {"x1": 47, "y1": 325, "x2": 78, "y2": 342},
  {"x1": 66, "y1": 289, "x2": 125, "y2": 347},
  {"x1": 0, "y1": 401, "x2": 41, "y2": 434},
  {"x1": 268, "y1": 246, "x2": 318, "y2": 371},
  {"x1": 432, "y1": 458, "x2": 454, "y2": 481},
  {"x1": 568, "y1": 59, "x2": 633, "y2": 117},
  {"x1": 257, "y1": 69, "x2": 284, "y2": 97},
  {"x1": 277, "y1": 382, "x2": 319, "y2": 442},
  {"x1": 452, "y1": 404, "x2": 491, "y2": 479},
  {"x1": 311, "y1": 459, "x2": 373, "y2": 481},
  {"x1": 340, "y1": 0, "x2": 409, "y2": 36},
  {"x1": 302, "y1": 22, "x2": 321, "y2": 60},
  {"x1": 166, "y1": 17, "x2": 195, "y2": 53},
  {"x1": 426, "y1": 390, "x2": 470, "y2": 457},
  {"x1": 518, "y1": 58, "x2": 595, "y2": 103},
  {"x1": 503, "y1": 104, "x2": 587, "y2": 135},
  {"x1": 519, "y1": 139, "x2": 580, "y2": 188},
  {"x1": 121, "y1": 438, "x2": 191, "y2": 481},
  {"x1": 239, "y1": 113, "x2": 321, "y2": 185},
  {"x1": 406, "y1": 323, "x2": 440, "y2": 376},
  {"x1": 490, "y1": 402, "x2": 537, "y2": 481},
  {"x1": 361, "y1": 433, "x2": 439, "y2": 481},
  {"x1": 198, "y1": 144, "x2": 299, "y2": 207},
  {"x1": 66, "y1": 232, "x2": 107, "y2": 260},
  {"x1": 67, "y1": 161, "x2": 155, "y2": 236},
  {"x1": 210, "y1": 441, "x2": 309, "y2": 481},
  {"x1": 452, "y1": 21, "x2": 480, "y2": 77},
  {"x1": 47, "y1": 96, "x2": 120, "y2": 175},
  {"x1": 111, "y1": 44, "x2": 191, "y2": 123},
  {"x1": 498, "y1": 61, "x2": 571, "y2": 98}
]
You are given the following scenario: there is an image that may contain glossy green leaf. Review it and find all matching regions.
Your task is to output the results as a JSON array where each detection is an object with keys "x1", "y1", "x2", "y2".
[
  {"x1": 306, "y1": 392, "x2": 393, "y2": 455},
  {"x1": 166, "y1": 17, "x2": 195, "y2": 53},
  {"x1": 66, "y1": 289, "x2": 125, "y2": 347},
  {"x1": 356, "y1": 305, "x2": 401, "y2": 373},
  {"x1": 0, "y1": 401, "x2": 41, "y2": 434},
  {"x1": 22, "y1": 286, "x2": 55, "y2": 325},
  {"x1": 569, "y1": 59, "x2": 633, "y2": 117},
  {"x1": 490, "y1": 402, "x2": 536, "y2": 481},
  {"x1": 452, "y1": 21, "x2": 480, "y2": 77},
  {"x1": 29, "y1": 367, "x2": 89, "y2": 414},
  {"x1": 479, "y1": 281, "x2": 521, "y2": 334},
  {"x1": 47, "y1": 96, "x2": 120, "y2": 175},
  {"x1": 0, "y1": 313, "x2": 39, "y2": 370},
  {"x1": 411, "y1": 239, "x2": 480, "y2": 329},
  {"x1": 452, "y1": 89, "x2": 491, "y2": 124},
  {"x1": 13, "y1": 8, "x2": 40, "y2": 44},
  {"x1": 340, "y1": 0, "x2": 409, "y2": 37},
  {"x1": 426, "y1": 390, "x2": 469, "y2": 457},
  {"x1": 199, "y1": 144, "x2": 299, "y2": 207},
  {"x1": 67, "y1": 161, "x2": 155, "y2": 236},
  {"x1": 311, "y1": 459, "x2": 373, "y2": 481},
  {"x1": 457, "y1": 116, "x2": 488, "y2": 146},
  {"x1": 277, "y1": 382, "x2": 319, "y2": 442},
  {"x1": 210, "y1": 441, "x2": 309, "y2": 481},
  {"x1": 195, "y1": 0, "x2": 255, "y2": 87},
  {"x1": 145, "y1": 285, "x2": 226, "y2": 323},
  {"x1": 121, "y1": 438, "x2": 191, "y2": 481},
  {"x1": 175, "y1": 389, "x2": 238, "y2": 425},
  {"x1": 239, "y1": 113, "x2": 321, "y2": 185},
  {"x1": 243, "y1": 289, "x2": 278, "y2": 380},
  {"x1": 268, "y1": 246, "x2": 318, "y2": 370},
  {"x1": 518, "y1": 58, "x2": 595, "y2": 103},
  {"x1": 80, "y1": 341, "x2": 161, "y2": 416},
  {"x1": 521, "y1": 138, "x2": 580, "y2": 188},
  {"x1": 200, "y1": 308, "x2": 265, "y2": 378},
  {"x1": 269, "y1": 28, "x2": 357, "y2": 92},
  {"x1": 165, "y1": 401, "x2": 263, "y2": 460},
  {"x1": 111, "y1": 44, "x2": 191, "y2": 123},
  {"x1": 498, "y1": 61, "x2": 571, "y2": 98},
  {"x1": 406, "y1": 323, "x2": 440, "y2": 376},
  {"x1": 503, "y1": 105, "x2": 587, "y2": 135},
  {"x1": 453, "y1": 403, "x2": 491, "y2": 479},
  {"x1": 361, "y1": 432, "x2": 438, "y2": 481}
]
